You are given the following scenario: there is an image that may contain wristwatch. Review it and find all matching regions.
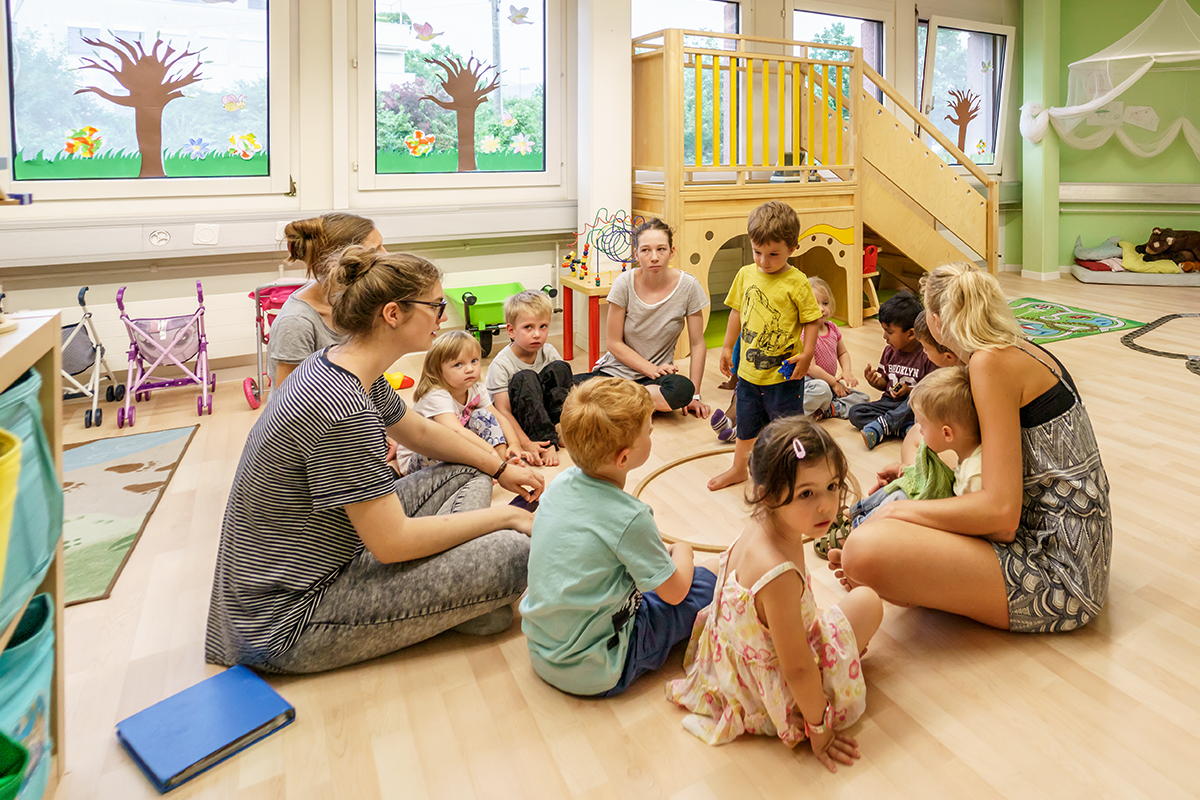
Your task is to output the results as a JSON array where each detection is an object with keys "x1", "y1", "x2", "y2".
[
  {"x1": 692, "y1": 393, "x2": 702, "y2": 402},
  {"x1": 804, "y1": 702, "x2": 833, "y2": 737}
]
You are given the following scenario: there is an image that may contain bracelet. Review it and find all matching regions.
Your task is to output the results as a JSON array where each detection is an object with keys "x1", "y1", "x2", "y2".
[
  {"x1": 692, "y1": 393, "x2": 702, "y2": 402},
  {"x1": 491, "y1": 460, "x2": 508, "y2": 480},
  {"x1": 804, "y1": 702, "x2": 833, "y2": 737}
]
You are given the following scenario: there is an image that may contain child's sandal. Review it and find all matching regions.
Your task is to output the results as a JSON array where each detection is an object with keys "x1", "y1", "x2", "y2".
[{"x1": 813, "y1": 514, "x2": 851, "y2": 561}]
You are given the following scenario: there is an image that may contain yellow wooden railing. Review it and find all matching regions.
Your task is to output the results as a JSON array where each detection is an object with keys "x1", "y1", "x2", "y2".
[{"x1": 632, "y1": 30, "x2": 862, "y2": 184}]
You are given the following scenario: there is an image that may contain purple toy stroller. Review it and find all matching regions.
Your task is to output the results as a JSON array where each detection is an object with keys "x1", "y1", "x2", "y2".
[{"x1": 115, "y1": 280, "x2": 214, "y2": 428}]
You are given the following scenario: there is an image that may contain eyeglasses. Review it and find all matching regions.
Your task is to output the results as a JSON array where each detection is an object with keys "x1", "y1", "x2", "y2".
[{"x1": 400, "y1": 298, "x2": 448, "y2": 316}]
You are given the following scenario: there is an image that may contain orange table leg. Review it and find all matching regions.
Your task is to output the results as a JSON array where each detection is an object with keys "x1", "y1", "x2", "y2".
[
  {"x1": 588, "y1": 295, "x2": 600, "y2": 371},
  {"x1": 562, "y1": 285, "x2": 574, "y2": 362}
]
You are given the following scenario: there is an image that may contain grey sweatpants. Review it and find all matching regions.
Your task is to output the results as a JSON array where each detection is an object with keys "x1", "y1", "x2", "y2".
[{"x1": 265, "y1": 463, "x2": 529, "y2": 674}]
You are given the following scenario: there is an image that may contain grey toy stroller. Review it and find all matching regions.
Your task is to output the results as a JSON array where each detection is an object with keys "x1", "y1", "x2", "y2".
[{"x1": 61, "y1": 287, "x2": 123, "y2": 428}]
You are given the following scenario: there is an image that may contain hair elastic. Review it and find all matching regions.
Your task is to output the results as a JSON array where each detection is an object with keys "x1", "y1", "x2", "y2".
[{"x1": 792, "y1": 438, "x2": 807, "y2": 460}]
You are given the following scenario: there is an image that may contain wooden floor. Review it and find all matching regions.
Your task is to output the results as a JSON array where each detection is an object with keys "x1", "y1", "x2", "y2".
[{"x1": 53, "y1": 274, "x2": 1200, "y2": 799}]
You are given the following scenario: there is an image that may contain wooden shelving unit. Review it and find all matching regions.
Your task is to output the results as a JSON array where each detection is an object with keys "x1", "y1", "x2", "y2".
[{"x1": 0, "y1": 311, "x2": 65, "y2": 797}]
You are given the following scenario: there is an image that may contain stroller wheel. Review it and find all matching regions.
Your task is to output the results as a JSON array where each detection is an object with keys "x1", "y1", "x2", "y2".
[
  {"x1": 84, "y1": 409, "x2": 93, "y2": 429},
  {"x1": 207, "y1": 396, "x2": 213, "y2": 415},
  {"x1": 94, "y1": 407, "x2": 103, "y2": 427},
  {"x1": 116, "y1": 384, "x2": 126, "y2": 401},
  {"x1": 198, "y1": 396, "x2": 204, "y2": 417},
  {"x1": 127, "y1": 406, "x2": 135, "y2": 427},
  {"x1": 243, "y1": 377, "x2": 261, "y2": 410},
  {"x1": 210, "y1": 372, "x2": 217, "y2": 392},
  {"x1": 106, "y1": 385, "x2": 115, "y2": 403},
  {"x1": 117, "y1": 407, "x2": 125, "y2": 429},
  {"x1": 135, "y1": 391, "x2": 143, "y2": 402}
]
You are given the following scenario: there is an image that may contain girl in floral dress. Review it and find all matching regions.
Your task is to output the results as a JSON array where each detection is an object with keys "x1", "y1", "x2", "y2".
[{"x1": 666, "y1": 418, "x2": 883, "y2": 772}]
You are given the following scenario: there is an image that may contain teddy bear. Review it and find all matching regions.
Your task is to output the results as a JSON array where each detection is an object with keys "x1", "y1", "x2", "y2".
[{"x1": 1135, "y1": 227, "x2": 1200, "y2": 263}]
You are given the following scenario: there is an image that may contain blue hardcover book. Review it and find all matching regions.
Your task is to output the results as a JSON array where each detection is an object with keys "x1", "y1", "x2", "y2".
[{"x1": 115, "y1": 666, "x2": 295, "y2": 793}]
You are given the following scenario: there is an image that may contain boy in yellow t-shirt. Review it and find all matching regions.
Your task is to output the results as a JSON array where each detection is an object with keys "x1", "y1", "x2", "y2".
[{"x1": 708, "y1": 201, "x2": 824, "y2": 491}]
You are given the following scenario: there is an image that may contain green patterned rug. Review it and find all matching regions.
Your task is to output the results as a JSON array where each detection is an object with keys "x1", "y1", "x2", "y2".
[
  {"x1": 1009, "y1": 298, "x2": 1143, "y2": 344},
  {"x1": 61, "y1": 426, "x2": 197, "y2": 605}
]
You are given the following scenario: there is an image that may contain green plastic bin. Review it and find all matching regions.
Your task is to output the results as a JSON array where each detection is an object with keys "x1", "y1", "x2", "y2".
[
  {"x1": 0, "y1": 732, "x2": 28, "y2": 800},
  {"x1": 446, "y1": 282, "x2": 556, "y2": 357}
]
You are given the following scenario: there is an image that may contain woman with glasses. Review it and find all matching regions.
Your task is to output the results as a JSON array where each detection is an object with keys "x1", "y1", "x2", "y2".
[{"x1": 206, "y1": 246, "x2": 545, "y2": 674}]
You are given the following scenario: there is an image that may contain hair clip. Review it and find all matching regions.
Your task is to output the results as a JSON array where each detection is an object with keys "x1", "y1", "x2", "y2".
[{"x1": 792, "y1": 438, "x2": 807, "y2": 460}]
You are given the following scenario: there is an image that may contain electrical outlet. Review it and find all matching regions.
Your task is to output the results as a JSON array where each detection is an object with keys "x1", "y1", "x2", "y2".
[
  {"x1": 275, "y1": 221, "x2": 290, "y2": 242},
  {"x1": 193, "y1": 224, "x2": 220, "y2": 246}
]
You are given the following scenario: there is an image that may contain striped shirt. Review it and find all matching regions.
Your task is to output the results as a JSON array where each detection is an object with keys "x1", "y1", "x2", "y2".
[{"x1": 205, "y1": 348, "x2": 406, "y2": 666}]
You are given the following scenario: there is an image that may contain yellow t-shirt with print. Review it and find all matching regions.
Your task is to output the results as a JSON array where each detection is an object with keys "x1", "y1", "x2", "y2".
[{"x1": 725, "y1": 264, "x2": 822, "y2": 386}]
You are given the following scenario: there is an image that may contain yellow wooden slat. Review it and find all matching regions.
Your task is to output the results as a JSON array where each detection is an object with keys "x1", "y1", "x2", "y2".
[
  {"x1": 746, "y1": 58, "x2": 754, "y2": 166},
  {"x1": 730, "y1": 57, "x2": 738, "y2": 165},
  {"x1": 807, "y1": 59, "x2": 815, "y2": 171},
  {"x1": 792, "y1": 61, "x2": 800, "y2": 169},
  {"x1": 835, "y1": 64, "x2": 843, "y2": 164},
  {"x1": 712, "y1": 56, "x2": 721, "y2": 165},
  {"x1": 760, "y1": 59, "x2": 769, "y2": 167},
  {"x1": 820, "y1": 63, "x2": 830, "y2": 166},
  {"x1": 776, "y1": 59, "x2": 784, "y2": 166},
  {"x1": 693, "y1": 53, "x2": 702, "y2": 167}
]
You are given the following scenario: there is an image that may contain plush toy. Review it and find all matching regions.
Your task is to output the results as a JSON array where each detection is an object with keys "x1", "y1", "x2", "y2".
[
  {"x1": 1181, "y1": 261, "x2": 1199, "y2": 273},
  {"x1": 1135, "y1": 227, "x2": 1200, "y2": 263}
]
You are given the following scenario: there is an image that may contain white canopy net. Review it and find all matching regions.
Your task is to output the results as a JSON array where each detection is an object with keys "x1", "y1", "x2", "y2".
[{"x1": 1020, "y1": 0, "x2": 1200, "y2": 159}]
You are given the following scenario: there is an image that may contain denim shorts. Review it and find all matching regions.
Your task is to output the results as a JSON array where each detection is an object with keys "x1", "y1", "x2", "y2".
[{"x1": 735, "y1": 376, "x2": 807, "y2": 440}]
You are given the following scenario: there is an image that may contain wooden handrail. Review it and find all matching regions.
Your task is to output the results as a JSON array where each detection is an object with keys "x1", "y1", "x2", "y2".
[
  {"x1": 860, "y1": 63, "x2": 992, "y2": 187},
  {"x1": 634, "y1": 28, "x2": 855, "y2": 54}
]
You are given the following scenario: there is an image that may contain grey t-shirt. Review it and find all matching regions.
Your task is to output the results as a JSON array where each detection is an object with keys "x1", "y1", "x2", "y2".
[
  {"x1": 267, "y1": 285, "x2": 344, "y2": 379},
  {"x1": 485, "y1": 342, "x2": 563, "y2": 396},
  {"x1": 592, "y1": 269, "x2": 709, "y2": 381}
]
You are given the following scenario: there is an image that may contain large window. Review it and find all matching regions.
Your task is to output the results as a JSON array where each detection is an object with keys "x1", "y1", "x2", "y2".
[
  {"x1": 917, "y1": 17, "x2": 1014, "y2": 172},
  {"x1": 631, "y1": 0, "x2": 738, "y2": 41},
  {"x1": 372, "y1": 0, "x2": 546, "y2": 176},
  {"x1": 794, "y1": 9, "x2": 884, "y2": 103},
  {"x1": 5, "y1": 0, "x2": 272, "y2": 182}
]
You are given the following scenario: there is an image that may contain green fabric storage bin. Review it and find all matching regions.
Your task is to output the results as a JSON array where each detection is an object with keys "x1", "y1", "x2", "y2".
[{"x1": 0, "y1": 594, "x2": 54, "y2": 800}]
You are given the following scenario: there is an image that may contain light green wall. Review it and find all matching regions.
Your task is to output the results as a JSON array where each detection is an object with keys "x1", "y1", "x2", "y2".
[
  {"x1": 1022, "y1": 0, "x2": 1061, "y2": 275},
  {"x1": 1057, "y1": 0, "x2": 1200, "y2": 264}
]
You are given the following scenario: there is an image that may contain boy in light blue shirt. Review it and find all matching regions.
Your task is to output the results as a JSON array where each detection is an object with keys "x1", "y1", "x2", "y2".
[{"x1": 520, "y1": 378, "x2": 717, "y2": 696}]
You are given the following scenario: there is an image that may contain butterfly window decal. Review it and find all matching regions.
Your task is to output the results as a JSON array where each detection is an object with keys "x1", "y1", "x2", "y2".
[
  {"x1": 412, "y1": 21, "x2": 443, "y2": 41},
  {"x1": 981, "y1": 60, "x2": 993, "y2": 74},
  {"x1": 508, "y1": 5, "x2": 533, "y2": 25},
  {"x1": 222, "y1": 93, "x2": 247, "y2": 112}
]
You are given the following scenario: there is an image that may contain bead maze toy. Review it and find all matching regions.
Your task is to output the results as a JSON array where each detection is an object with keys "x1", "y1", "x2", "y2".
[{"x1": 560, "y1": 208, "x2": 643, "y2": 290}]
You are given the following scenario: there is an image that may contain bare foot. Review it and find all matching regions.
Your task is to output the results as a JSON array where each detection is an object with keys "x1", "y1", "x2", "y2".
[
  {"x1": 827, "y1": 548, "x2": 859, "y2": 591},
  {"x1": 707, "y1": 465, "x2": 747, "y2": 491}
]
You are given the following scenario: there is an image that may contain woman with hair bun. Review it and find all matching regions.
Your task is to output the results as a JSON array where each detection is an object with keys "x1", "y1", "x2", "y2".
[
  {"x1": 270, "y1": 212, "x2": 384, "y2": 386},
  {"x1": 830, "y1": 262, "x2": 1111, "y2": 634},
  {"x1": 207, "y1": 246, "x2": 545, "y2": 674}
]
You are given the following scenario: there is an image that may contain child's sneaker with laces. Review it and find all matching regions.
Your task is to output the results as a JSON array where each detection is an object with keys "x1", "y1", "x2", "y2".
[{"x1": 861, "y1": 419, "x2": 885, "y2": 450}]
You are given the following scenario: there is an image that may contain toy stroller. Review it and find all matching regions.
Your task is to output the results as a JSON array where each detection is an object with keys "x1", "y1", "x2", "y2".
[
  {"x1": 115, "y1": 280, "x2": 213, "y2": 429},
  {"x1": 61, "y1": 286, "x2": 122, "y2": 428},
  {"x1": 243, "y1": 280, "x2": 306, "y2": 409}
]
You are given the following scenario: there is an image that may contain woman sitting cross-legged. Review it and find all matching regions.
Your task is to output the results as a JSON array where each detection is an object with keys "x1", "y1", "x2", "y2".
[
  {"x1": 829, "y1": 262, "x2": 1111, "y2": 633},
  {"x1": 206, "y1": 246, "x2": 544, "y2": 674}
]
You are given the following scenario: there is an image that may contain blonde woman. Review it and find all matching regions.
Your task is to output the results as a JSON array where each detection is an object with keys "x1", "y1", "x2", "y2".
[{"x1": 829, "y1": 262, "x2": 1111, "y2": 633}]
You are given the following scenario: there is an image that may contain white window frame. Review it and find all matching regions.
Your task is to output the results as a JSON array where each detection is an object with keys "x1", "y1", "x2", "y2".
[
  {"x1": 0, "y1": 1, "x2": 293, "y2": 200},
  {"x1": 918, "y1": 15, "x2": 1015, "y2": 177},
  {"x1": 354, "y1": 0, "x2": 565, "y2": 192},
  {"x1": 788, "y1": 0, "x2": 895, "y2": 89}
]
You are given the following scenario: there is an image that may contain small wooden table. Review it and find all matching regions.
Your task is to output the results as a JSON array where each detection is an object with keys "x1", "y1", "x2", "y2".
[{"x1": 559, "y1": 277, "x2": 613, "y2": 371}]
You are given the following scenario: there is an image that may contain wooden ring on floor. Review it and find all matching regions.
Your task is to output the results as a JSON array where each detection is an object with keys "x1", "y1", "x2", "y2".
[
  {"x1": 631, "y1": 447, "x2": 739, "y2": 553},
  {"x1": 632, "y1": 447, "x2": 864, "y2": 553}
]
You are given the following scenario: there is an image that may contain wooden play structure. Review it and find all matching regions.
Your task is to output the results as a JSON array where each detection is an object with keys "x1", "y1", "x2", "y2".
[{"x1": 631, "y1": 30, "x2": 999, "y2": 331}]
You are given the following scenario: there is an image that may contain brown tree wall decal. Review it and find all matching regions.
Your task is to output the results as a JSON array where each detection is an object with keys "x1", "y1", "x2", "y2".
[
  {"x1": 944, "y1": 88, "x2": 981, "y2": 155},
  {"x1": 75, "y1": 37, "x2": 204, "y2": 178},
  {"x1": 420, "y1": 55, "x2": 500, "y2": 172}
]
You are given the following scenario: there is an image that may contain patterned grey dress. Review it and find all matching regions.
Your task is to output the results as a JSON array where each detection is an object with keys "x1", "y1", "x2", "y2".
[{"x1": 992, "y1": 344, "x2": 1112, "y2": 633}]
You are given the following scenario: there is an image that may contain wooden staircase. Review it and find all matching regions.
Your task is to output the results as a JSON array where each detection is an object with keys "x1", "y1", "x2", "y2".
[{"x1": 631, "y1": 30, "x2": 997, "y2": 334}]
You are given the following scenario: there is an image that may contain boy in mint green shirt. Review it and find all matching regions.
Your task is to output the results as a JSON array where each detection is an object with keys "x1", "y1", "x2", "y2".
[{"x1": 520, "y1": 378, "x2": 716, "y2": 696}]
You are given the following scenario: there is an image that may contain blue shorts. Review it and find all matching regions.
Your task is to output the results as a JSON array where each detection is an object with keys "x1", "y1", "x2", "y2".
[
  {"x1": 735, "y1": 376, "x2": 807, "y2": 440},
  {"x1": 595, "y1": 566, "x2": 717, "y2": 697}
]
